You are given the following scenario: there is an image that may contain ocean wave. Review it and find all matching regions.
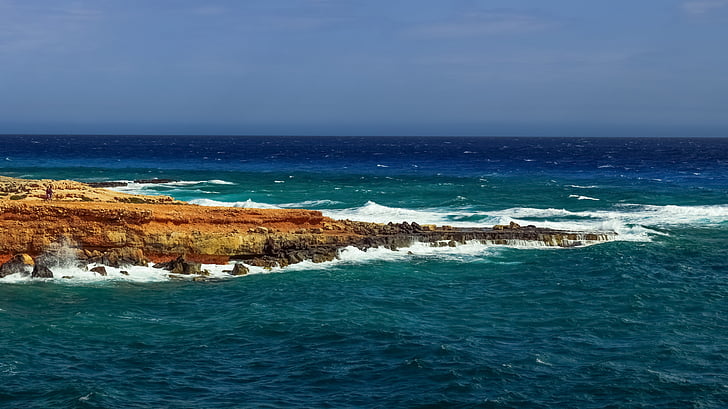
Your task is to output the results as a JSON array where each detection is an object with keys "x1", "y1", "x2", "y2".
[
  {"x1": 569, "y1": 194, "x2": 600, "y2": 201},
  {"x1": 107, "y1": 180, "x2": 236, "y2": 195},
  {"x1": 278, "y1": 199, "x2": 342, "y2": 208},
  {"x1": 0, "y1": 262, "x2": 275, "y2": 284},
  {"x1": 321, "y1": 201, "x2": 728, "y2": 242},
  {"x1": 566, "y1": 184, "x2": 598, "y2": 189},
  {"x1": 322, "y1": 201, "x2": 451, "y2": 225},
  {"x1": 183, "y1": 196, "x2": 728, "y2": 243},
  {"x1": 188, "y1": 198, "x2": 281, "y2": 209}
]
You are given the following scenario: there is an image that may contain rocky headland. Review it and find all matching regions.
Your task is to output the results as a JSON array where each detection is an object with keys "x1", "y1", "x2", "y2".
[{"x1": 0, "y1": 176, "x2": 616, "y2": 279}]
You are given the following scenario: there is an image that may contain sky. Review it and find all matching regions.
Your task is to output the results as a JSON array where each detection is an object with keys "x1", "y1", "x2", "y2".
[{"x1": 0, "y1": 0, "x2": 727, "y2": 137}]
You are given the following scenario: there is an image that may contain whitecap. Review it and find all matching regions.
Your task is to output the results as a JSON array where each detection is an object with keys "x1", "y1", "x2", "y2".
[
  {"x1": 569, "y1": 194, "x2": 600, "y2": 201},
  {"x1": 278, "y1": 199, "x2": 342, "y2": 208},
  {"x1": 189, "y1": 198, "x2": 280, "y2": 209},
  {"x1": 566, "y1": 184, "x2": 598, "y2": 189},
  {"x1": 322, "y1": 202, "x2": 728, "y2": 243}
]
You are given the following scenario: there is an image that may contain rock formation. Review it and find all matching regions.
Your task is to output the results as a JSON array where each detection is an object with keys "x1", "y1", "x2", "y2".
[{"x1": 0, "y1": 176, "x2": 616, "y2": 277}]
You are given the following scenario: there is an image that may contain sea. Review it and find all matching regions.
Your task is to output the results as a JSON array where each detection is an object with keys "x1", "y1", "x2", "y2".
[{"x1": 1, "y1": 135, "x2": 727, "y2": 408}]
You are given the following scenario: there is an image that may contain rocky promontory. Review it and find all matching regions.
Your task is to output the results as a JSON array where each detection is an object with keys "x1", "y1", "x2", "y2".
[{"x1": 0, "y1": 176, "x2": 616, "y2": 278}]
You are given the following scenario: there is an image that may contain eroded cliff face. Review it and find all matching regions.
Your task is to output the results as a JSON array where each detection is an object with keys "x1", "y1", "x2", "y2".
[{"x1": 0, "y1": 201, "x2": 341, "y2": 265}]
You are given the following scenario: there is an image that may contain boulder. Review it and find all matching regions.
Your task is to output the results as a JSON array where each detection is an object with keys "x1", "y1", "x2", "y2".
[
  {"x1": 153, "y1": 256, "x2": 202, "y2": 275},
  {"x1": 90, "y1": 266, "x2": 108, "y2": 276},
  {"x1": 0, "y1": 254, "x2": 35, "y2": 278},
  {"x1": 231, "y1": 263, "x2": 249, "y2": 276},
  {"x1": 31, "y1": 264, "x2": 54, "y2": 278}
]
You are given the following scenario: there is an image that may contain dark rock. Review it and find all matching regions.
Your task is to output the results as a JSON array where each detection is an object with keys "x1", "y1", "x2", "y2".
[
  {"x1": 90, "y1": 266, "x2": 107, "y2": 276},
  {"x1": 31, "y1": 264, "x2": 54, "y2": 278},
  {"x1": 311, "y1": 251, "x2": 336, "y2": 263},
  {"x1": 183, "y1": 262, "x2": 201, "y2": 275},
  {"x1": 231, "y1": 263, "x2": 249, "y2": 276},
  {"x1": 120, "y1": 271, "x2": 129, "y2": 276},
  {"x1": 153, "y1": 256, "x2": 201, "y2": 275},
  {"x1": 247, "y1": 257, "x2": 279, "y2": 269},
  {"x1": 0, "y1": 254, "x2": 35, "y2": 278}
]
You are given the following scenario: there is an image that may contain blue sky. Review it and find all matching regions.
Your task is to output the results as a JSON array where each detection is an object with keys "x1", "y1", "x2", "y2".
[{"x1": 1, "y1": 0, "x2": 727, "y2": 136}]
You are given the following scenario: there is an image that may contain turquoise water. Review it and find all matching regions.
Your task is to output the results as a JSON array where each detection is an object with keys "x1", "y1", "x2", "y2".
[{"x1": 1, "y1": 136, "x2": 727, "y2": 408}]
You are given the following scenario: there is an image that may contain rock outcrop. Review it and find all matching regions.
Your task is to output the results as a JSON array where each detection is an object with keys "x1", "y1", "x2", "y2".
[
  {"x1": 0, "y1": 253, "x2": 35, "y2": 278},
  {"x1": 0, "y1": 175, "x2": 177, "y2": 204},
  {"x1": 0, "y1": 176, "x2": 617, "y2": 276}
]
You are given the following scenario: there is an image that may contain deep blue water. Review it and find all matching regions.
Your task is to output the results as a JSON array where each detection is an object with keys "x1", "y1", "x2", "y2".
[{"x1": 1, "y1": 135, "x2": 727, "y2": 408}]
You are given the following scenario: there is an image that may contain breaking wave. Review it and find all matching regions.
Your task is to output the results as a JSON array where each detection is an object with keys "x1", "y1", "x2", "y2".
[
  {"x1": 107, "y1": 179, "x2": 236, "y2": 195},
  {"x1": 187, "y1": 198, "x2": 728, "y2": 243},
  {"x1": 0, "y1": 243, "x2": 512, "y2": 284},
  {"x1": 569, "y1": 195, "x2": 600, "y2": 201},
  {"x1": 321, "y1": 201, "x2": 728, "y2": 242},
  {"x1": 188, "y1": 198, "x2": 281, "y2": 209}
]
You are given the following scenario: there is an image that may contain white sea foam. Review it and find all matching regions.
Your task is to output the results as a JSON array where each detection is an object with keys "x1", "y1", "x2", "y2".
[
  {"x1": 569, "y1": 194, "x2": 600, "y2": 201},
  {"x1": 189, "y1": 198, "x2": 280, "y2": 209},
  {"x1": 567, "y1": 185, "x2": 598, "y2": 189},
  {"x1": 0, "y1": 236, "x2": 596, "y2": 285},
  {"x1": 278, "y1": 199, "x2": 342, "y2": 208},
  {"x1": 321, "y1": 201, "x2": 728, "y2": 243},
  {"x1": 0, "y1": 261, "x2": 262, "y2": 284},
  {"x1": 184, "y1": 197, "x2": 728, "y2": 243},
  {"x1": 322, "y1": 201, "x2": 453, "y2": 225},
  {"x1": 108, "y1": 180, "x2": 236, "y2": 195}
]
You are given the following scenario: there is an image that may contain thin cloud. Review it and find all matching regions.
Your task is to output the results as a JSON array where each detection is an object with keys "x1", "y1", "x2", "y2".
[
  {"x1": 405, "y1": 11, "x2": 554, "y2": 39},
  {"x1": 682, "y1": 0, "x2": 728, "y2": 14}
]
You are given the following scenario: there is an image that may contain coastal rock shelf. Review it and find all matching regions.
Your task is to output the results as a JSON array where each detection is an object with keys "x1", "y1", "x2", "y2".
[{"x1": 0, "y1": 177, "x2": 616, "y2": 278}]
